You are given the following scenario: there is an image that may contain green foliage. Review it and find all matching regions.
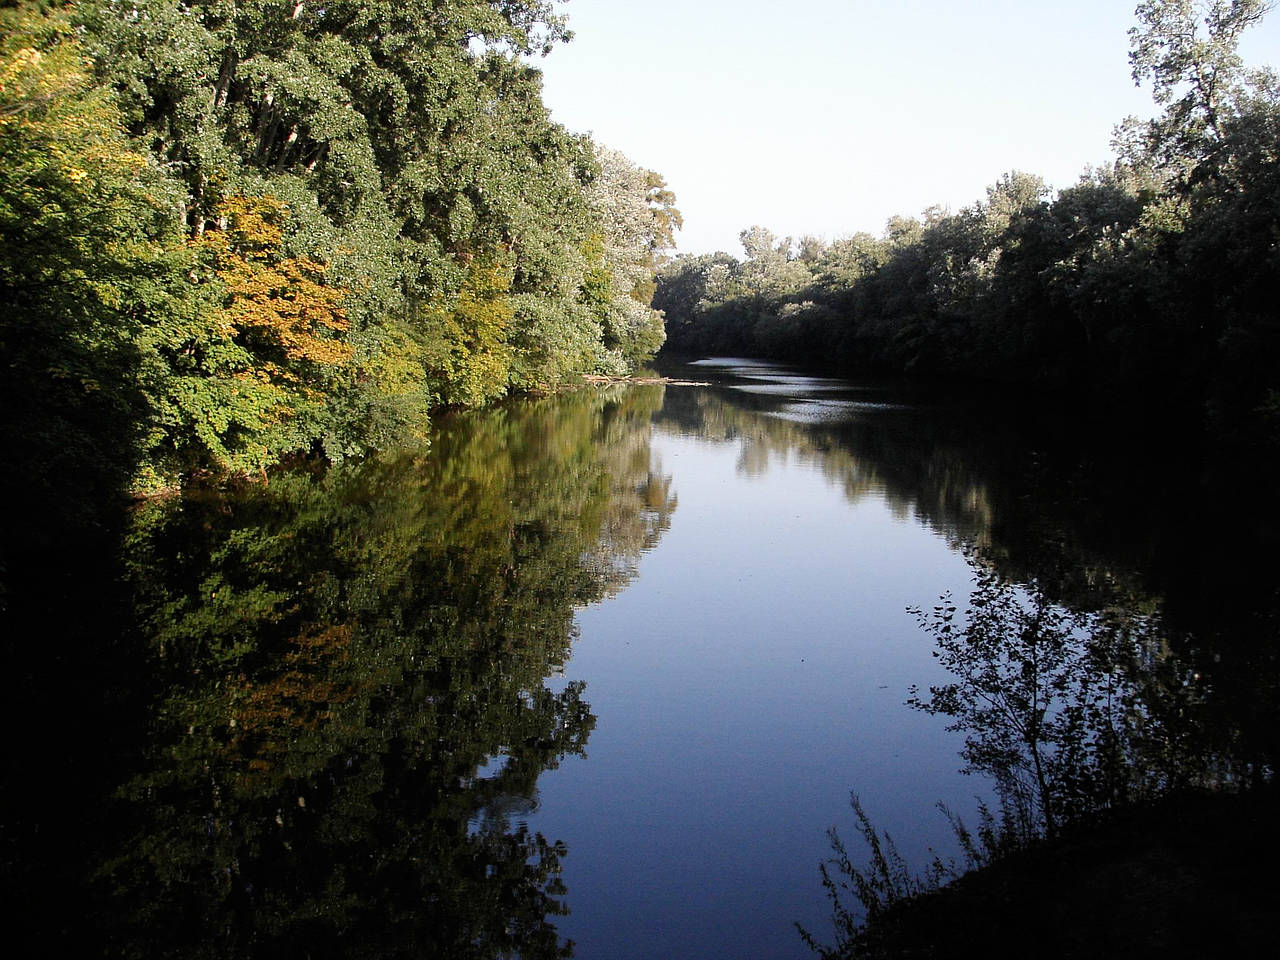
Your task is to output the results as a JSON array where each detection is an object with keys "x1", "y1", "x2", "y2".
[
  {"x1": 0, "y1": 1, "x2": 209, "y2": 496},
  {"x1": 583, "y1": 142, "x2": 681, "y2": 367},
  {"x1": 133, "y1": 193, "x2": 357, "y2": 479},
  {"x1": 804, "y1": 549, "x2": 1249, "y2": 960},
  {"x1": 657, "y1": 2, "x2": 1280, "y2": 444},
  {"x1": 100, "y1": 385, "x2": 674, "y2": 955},
  {"x1": 1, "y1": 0, "x2": 678, "y2": 492},
  {"x1": 1128, "y1": 0, "x2": 1275, "y2": 170},
  {"x1": 420, "y1": 253, "x2": 517, "y2": 406}
]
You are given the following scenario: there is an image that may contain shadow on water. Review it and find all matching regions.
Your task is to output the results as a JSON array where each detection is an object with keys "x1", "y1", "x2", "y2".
[
  {"x1": 1, "y1": 275, "x2": 154, "y2": 953},
  {"x1": 657, "y1": 357, "x2": 1280, "y2": 773},
  {"x1": 648, "y1": 362, "x2": 1280, "y2": 959},
  {"x1": 799, "y1": 552, "x2": 1278, "y2": 959},
  {"x1": 4, "y1": 385, "x2": 674, "y2": 957},
  {"x1": 651, "y1": 358, "x2": 1278, "y2": 957}
]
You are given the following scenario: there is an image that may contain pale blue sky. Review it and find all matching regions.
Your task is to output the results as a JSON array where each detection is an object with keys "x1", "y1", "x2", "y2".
[{"x1": 535, "y1": 0, "x2": 1280, "y2": 255}]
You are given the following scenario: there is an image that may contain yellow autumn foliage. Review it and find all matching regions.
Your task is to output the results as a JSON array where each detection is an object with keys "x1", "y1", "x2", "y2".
[
  {"x1": 201, "y1": 196, "x2": 353, "y2": 380},
  {"x1": 1, "y1": 12, "x2": 153, "y2": 205}
]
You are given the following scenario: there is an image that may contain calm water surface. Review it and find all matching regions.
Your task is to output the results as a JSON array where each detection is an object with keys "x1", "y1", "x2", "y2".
[
  {"x1": 529, "y1": 362, "x2": 981, "y2": 958},
  {"x1": 8, "y1": 358, "x2": 1270, "y2": 957}
]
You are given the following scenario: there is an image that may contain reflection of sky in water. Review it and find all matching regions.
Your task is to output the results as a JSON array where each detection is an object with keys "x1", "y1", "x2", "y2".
[
  {"x1": 726, "y1": 380, "x2": 852, "y2": 396},
  {"x1": 688, "y1": 357, "x2": 772, "y2": 368},
  {"x1": 766, "y1": 399, "x2": 911, "y2": 424},
  {"x1": 691, "y1": 358, "x2": 901, "y2": 404},
  {"x1": 529, "y1": 377, "x2": 986, "y2": 960},
  {"x1": 466, "y1": 754, "x2": 541, "y2": 835}
]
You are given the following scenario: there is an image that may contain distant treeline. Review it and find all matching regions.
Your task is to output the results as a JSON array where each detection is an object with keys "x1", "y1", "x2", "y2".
[
  {"x1": 0, "y1": 1, "x2": 678, "y2": 491},
  {"x1": 657, "y1": 1, "x2": 1280, "y2": 445}
]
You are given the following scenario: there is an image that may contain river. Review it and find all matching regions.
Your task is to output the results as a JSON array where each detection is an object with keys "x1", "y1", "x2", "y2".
[{"x1": 5, "y1": 358, "x2": 1273, "y2": 957}]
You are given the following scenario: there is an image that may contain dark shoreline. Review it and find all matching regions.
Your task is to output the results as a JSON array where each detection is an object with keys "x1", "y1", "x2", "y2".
[{"x1": 811, "y1": 786, "x2": 1279, "y2": 959}]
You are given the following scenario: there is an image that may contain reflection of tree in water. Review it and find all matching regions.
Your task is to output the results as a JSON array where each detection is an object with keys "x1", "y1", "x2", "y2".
[
  {"x1": 658, "y1": 375, "x2": 1279, "y2": 778},
  {"x1": 805, "y1": 553, "x2": 1275, "y2": 960},
  {"x1": 654, "y1": 385, "x2": 998, "y2": 552},
  {"x1": 659, "y1": 380, "x2": 1250, "y2": 797},
  {"x1": 656, "y1": 370, "x2": 1277, "y2": 956},
  {"x1": 97, "y1": 386, "x2": 674, "y2": 957},
  {"x1": 655, "y1": 377, "x2": 1203, "y2": 608},
  {"x1": 908, "y1": 557, "x2": 1257, "y2": 844},
  {"x1": 583, "y1": 385, "x2": 677, "y2": 593}
]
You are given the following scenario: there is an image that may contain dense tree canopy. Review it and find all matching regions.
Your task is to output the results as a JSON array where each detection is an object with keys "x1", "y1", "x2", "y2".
[
  {"x1": 0, "y1": 0, "x2": 678, "y2": 492},
  {"x1": 656, "y1": 0, "x2": 1280, "y2": 449}
]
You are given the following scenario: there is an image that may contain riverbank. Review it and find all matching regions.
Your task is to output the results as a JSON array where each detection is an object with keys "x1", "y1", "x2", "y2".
[
  {"x1": 580, "y1": 373, "x2": 710, "y2": 386},
  {"x1": 812, "y1": 787, "x2": 1278, "y2": 959}
]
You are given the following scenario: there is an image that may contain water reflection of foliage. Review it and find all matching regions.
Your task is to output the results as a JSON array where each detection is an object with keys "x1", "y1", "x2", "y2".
[
  {"x1": 101, "y1": 385, "x2": 673, "y2": 957},
  {"x1": 656, "y1": 373, "x2": 1279, "y2": 650},
  {"x1": 806, "y1": 555, "x2": 1272, "y2": 960},
  {"x1": 661, "y1": 375, "x2": 1278, "y2": 780},
  {"x1": 908, "y1": 559, "x2": 1255, "y2": 845},
  {"x1": 654, "y1": 386, "x2": 997, "y2": 551},
  {"x1": 655, "y1": 375, "x2": 1276, "y2": 954}
]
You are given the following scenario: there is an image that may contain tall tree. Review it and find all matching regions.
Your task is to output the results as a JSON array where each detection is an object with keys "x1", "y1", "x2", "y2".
[
  {"x1": 583, "y1": 143, "x2": 680, "y2": 368},
  {"x1": 3, "y1": 0, "x2": 680, "y2": 487},
  {"x1": 1128, "y1": 0, "x2": 1275, "y2": 171},
  {"x1": 0, "y1": 1, "x2": 210, "y2": 495}
]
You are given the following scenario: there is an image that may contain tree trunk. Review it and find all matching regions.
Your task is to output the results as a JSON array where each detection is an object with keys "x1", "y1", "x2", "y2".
[{"x1": 211, "y1": 48, "x2": 237, "y2": 110}]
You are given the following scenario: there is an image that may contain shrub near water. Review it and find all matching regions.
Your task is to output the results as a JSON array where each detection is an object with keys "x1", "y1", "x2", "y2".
[{"x1": 802, "y1": 552, "x2": 1266, "y2": 959}]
